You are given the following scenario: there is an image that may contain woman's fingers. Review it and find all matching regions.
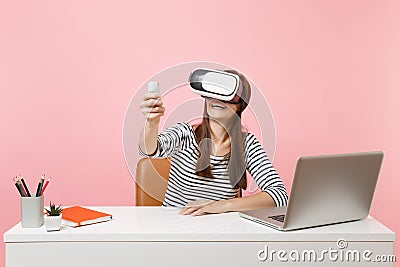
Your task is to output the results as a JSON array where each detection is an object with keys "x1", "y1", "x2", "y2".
[
  {"x1": 179, "y1": 200, "x2": 227, "y2": 216},
  {"x1": 180, "y1": 206, "x2": 206, "y2": 216},
  {"x1": 143, "y1": 92, "x2": 160, "y2": 100},
  {"x1": 140, "y1": 99, "x2": 163, "y2": 109},
  {"x1": 179, "y1": 206, "x2": 200, "y2": 215},
  {"x1": 142, "y1": 109, "x2": 165, "y2": 119},
  {"x1": 140, "y1": 92, "x2": 165, "y2": 121},
  {"x1": 141, "y1": 106, "x2": 165, "y2": 114},
  {"x1": 190, "y1": 208, "x2": 207, "y2": 216},
  {"x1": 179, "y1": 200, "x2": 216, "y2": 216}
]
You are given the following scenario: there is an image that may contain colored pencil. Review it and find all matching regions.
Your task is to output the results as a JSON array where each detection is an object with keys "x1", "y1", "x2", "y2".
[
  {"x1": 40, "y1": 178, "x2": 50, "y2": 196},
  {"x1": 20, "y1": 177, "x2": 31, "y2": 197},
  {"x1": 17, "y1": 179, "x2": 28, "y2": 197},
  {"x1": 13, "y1": 177, "x2": 25, "y2": 197},
  {"x1": 35, "y1": 175, "x2": 45, "y2": 197}
]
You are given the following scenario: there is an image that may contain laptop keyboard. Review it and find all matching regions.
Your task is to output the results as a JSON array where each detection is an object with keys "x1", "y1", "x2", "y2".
[{"x1": 268, "y1": 214, "x2": 285, "y2": 222}]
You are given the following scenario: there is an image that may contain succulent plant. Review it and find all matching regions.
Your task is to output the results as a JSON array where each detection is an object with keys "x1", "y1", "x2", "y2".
[{"x1": 45, "y1": 201, "x2": 62, "y2": 216}]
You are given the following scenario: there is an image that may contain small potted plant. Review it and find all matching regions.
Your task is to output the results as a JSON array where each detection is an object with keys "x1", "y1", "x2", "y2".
[{"x1": 44, "y1": 202, "x2": 63, "y2": 232}]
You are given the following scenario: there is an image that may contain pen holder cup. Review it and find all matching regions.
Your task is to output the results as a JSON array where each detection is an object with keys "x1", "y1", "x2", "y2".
[{"x1": 20, "y1": 196, "x2": 44, "y2": 228}]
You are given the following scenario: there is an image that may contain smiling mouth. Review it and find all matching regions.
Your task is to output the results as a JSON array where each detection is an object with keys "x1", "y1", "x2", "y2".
[{"x1": 211, "y1": 103, "x2": 226, "y2": 109}]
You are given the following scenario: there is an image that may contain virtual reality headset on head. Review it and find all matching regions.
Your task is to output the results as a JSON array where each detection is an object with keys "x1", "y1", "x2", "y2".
[{"x1": 188, "y1": 68, "x2": 242, "y2": 103}]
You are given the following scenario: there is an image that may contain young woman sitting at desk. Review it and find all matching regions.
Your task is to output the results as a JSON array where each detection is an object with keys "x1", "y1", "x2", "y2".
[{"x1": 139, "y1": 70, "x2": 288, "y2": 216}]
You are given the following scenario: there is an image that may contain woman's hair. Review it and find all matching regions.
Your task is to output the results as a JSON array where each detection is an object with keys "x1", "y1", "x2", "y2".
[{"x1": 194, "y1": 70, "x2": 252, "y2": 190}]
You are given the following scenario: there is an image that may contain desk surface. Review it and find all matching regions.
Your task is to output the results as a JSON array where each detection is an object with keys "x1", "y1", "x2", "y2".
[{"x1": 4, "y1": 206, "x2": 395, "y2": 243}]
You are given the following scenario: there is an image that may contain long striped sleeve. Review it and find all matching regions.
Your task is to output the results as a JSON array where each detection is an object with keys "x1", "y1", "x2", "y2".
[
  {"x1": 244, "y1": 133, "x2": 288, "y2": 207},
  {"x1": 138, "y1": 122, "x2": 190, "y2": 158}
]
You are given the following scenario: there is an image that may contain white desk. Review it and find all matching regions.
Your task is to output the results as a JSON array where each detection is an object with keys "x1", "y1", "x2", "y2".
[{"x1": 4, "y1": 206, "x2": 395, "y2": 267}]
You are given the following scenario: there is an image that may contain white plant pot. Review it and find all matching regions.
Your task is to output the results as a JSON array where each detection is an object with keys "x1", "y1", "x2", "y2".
[{"x1": 44, "y1": 215, "x2": 62, "y2": 232}]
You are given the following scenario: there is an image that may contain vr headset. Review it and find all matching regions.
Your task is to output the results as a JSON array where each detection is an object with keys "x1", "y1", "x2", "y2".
[{"x1": 188, "y1": 68, "x2": 242, "y2": 103}]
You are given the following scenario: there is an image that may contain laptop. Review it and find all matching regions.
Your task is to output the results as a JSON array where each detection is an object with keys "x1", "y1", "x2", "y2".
[{"x1": 239, "y1": 151, "x2": 384, "y2": 231}]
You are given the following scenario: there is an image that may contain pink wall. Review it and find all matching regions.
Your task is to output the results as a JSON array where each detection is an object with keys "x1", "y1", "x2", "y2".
[{"x1": 1, "y1": 0, "x2": 399, "y2": 265}]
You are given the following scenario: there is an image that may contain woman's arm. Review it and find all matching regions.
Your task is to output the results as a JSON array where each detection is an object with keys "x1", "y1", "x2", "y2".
[
  {"x1": 180, "y1": 192, "x2": 275, "y2": 216},
  {"x1": 139, "y1": 120, "x2": 159, "y2": 155},
  {"x1": 243, "y1": 133, "x2": 288, "y2": 207},
  {"x1": 139, "y1": 92, "x2": 164, "y2": 155},
  {"x1": 180, "y1": 133, "x2": 288, "y2": 216},
  {"x1": 224, "y1": 191, "x2": 275, "y2": 211}
]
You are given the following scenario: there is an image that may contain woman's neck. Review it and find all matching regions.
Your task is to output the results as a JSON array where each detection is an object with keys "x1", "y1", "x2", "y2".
[{"x1": 209, "y1": 119, "x2": 230, "y2": 146}]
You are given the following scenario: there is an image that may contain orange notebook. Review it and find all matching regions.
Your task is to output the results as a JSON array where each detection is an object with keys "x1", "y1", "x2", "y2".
[{"x1": 62, "y1": 206, "x2": 112, "y2": 227}]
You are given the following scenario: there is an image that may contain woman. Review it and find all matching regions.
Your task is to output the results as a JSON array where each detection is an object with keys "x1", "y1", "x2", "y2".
[{"x1": 139, "y1": 70, "x2": 288, "y2": 216}]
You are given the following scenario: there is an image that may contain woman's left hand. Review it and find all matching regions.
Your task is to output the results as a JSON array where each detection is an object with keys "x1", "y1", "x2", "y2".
[{"x1": 179, "y1": 199, "x2": 230, "y2": 216}]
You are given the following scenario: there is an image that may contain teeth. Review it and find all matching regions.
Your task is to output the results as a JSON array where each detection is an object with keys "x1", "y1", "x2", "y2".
[{"x1": 212, "y1": 105, "x2": 224, "y2": 109}]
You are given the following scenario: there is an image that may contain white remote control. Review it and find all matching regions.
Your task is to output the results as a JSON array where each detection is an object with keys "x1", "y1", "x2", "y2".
[{"x1": 148, "y1": 81, "x2": 160, "y2": 94}]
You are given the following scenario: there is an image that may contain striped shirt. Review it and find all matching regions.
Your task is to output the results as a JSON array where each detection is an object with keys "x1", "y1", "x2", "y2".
[{"x1": 139, "y1": 122, "x2": 288, "y2": 207}]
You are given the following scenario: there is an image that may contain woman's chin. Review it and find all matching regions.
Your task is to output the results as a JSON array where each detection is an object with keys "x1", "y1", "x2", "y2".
[{"x1": 208, "y1": 112, "x2": 233, "y2": 123}]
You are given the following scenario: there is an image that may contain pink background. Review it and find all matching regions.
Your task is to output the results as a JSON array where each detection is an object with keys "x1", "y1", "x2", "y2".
[{"x1": 1, "y1": 0, "x2": 399, "y2": 265}]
